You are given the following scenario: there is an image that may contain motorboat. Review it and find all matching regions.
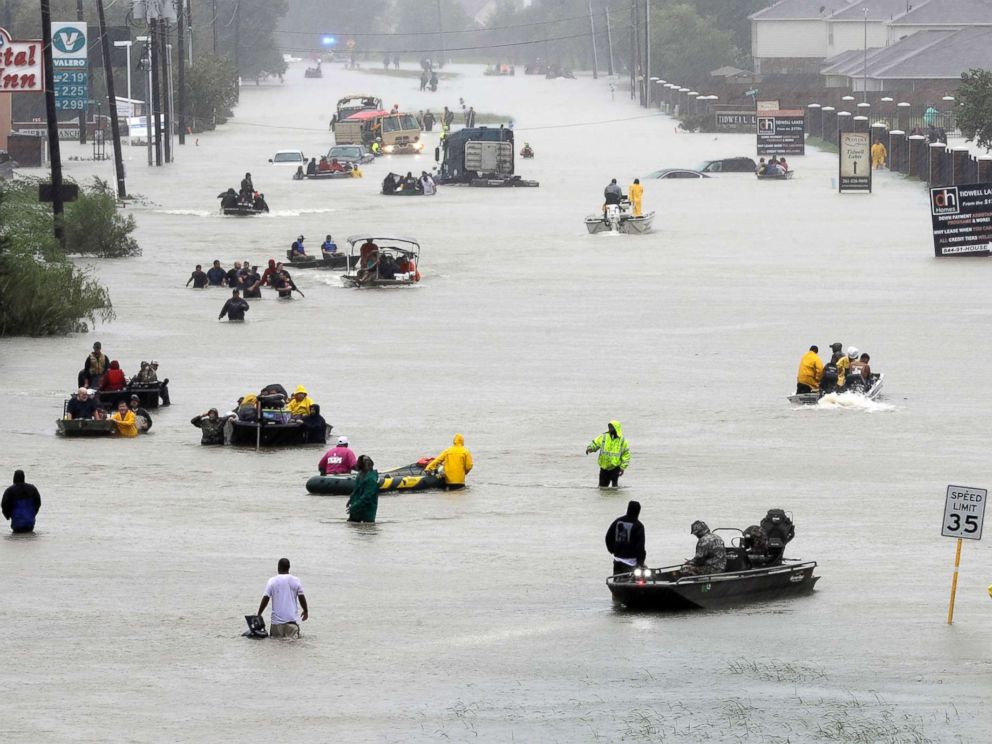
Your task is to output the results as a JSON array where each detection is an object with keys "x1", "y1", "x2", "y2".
[
  {"x1": 787, "y1": 372, "x2": 884, "y2": 405},
  {"x1": 607, "y1": 510, "x2": 819, "y2": 611},
  {"x1": 306, "y1": 460, "x2": 446, "y2": 495},
  {"x1": 305, "y1": 169, "x2": 355, "y2": 180},
  {"x1": 96, "y1": 384, "x2": 163, "y2": 410},
  {"x1": 585, "y1": 202, "x2": 655, "y2": 235},
  {"x1": 304, "y1": 65, "x2": 322, "y2": 78},
  {"x1": 229, "y1": 419, "x2": 329, "y2": 447},
  {"x1": 756, "y1": 170, "x2": 794, "y2": 180},
  {"x1": 285, "y1": 250, "x2": 354, "y2": 270},
  {"x1": 341, "y1": 234, "x2": 421, "y2": 288},
  {"x1": 222, "y1": 204, "x2": 266, "y2": 216}
]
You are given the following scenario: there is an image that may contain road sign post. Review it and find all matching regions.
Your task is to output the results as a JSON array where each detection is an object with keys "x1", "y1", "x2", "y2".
[{"x1": 942, "y1": 485, "x2": 986, "y2": 624}]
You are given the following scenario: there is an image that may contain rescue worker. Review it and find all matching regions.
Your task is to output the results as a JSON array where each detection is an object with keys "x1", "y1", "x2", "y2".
[
  {"x1": 321, "y1": 235, "x2": 338, "y2": 257},
  {"x1": 318, "y1": 436, "x2": 358, "y2": 475},
  {"x1": 287, "y1": 385, "x2": 315, "y2": 418},
  {"x1": 681, "y1": 520, "x2": 726, "y2": 576},
  {"x1": 347, "y1": 455, "x2": 379, "y2": 523},
  {"x1": 796, "y1": 345, "x2": 823, "y2": 395},
  {"x1": 110, "y1": 400, "x2": 139, "y2": 438},
  {"x1": 80, "y1": 341, "x2": 109, "y2": 389},
  {"x1": 219, "y1": 289, "x2": 250, "y2": 321},
  {"x1": 586, "y1": 420, "x2": 630, "y2": 487},
  {"x1": 871, "y1": 139, "x2": 887, "y2": 169},
  {"x1": 425, "y1": 433, "x2": 474, "y2": 490},
  {"x1": 371, "y1": 139, "x2": 382, "y2": 156},
  {"x1": 2, "y1": 470, "x2": 41, "y2": 534},
  {"x1": 605, "y1": 500, "x2": 646, "y2": 575},
  {"x1": 628, "y1": 178, "x2": 644, "y2": 217},
  {"x1": 291, "y1": 235, "x2": 306, "y2": 256},
  {"x1": 218, "y1": 188, "x2": 238, "y2": 209},
  {"x1": 190, "y1": 408, "x2": 231, "y2": 445},
  {"x1": 743, "y1": 524, "x2": 771, "y2": 566},
  {"x1": 603, "y1": 178, "x2": 623, "y2": 206},
  {"x1": 128, "y1": 394, "x2": 153, "y2": 432},
  {"x1": 830, "y1": 342, "x2": 850, "y2": 391}
]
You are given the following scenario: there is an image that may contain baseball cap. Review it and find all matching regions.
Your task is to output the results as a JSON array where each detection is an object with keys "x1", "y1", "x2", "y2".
[{"x1": 337, "y1": 436, "x2": 349, "y2": 445}]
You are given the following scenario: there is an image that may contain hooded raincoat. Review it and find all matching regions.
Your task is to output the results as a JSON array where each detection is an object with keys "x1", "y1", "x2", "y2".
[
  {"x1": 426, "y1": 434, "x2": 474, "y2": 485},
  {"x1": 111, "y1": 409, "x2": 139, "y2": 437},
  {"x1": 628, "y1": 181, "x2": 643, "y2": 216},
  {"x1": 588, "y1": 420, "x2": 630, "y2": 471},
  {"x1": 348, "y1": 469, "x2": 379, "y2": 522},
  {"x1": 797, "y1": 351, "x2": 824, "y2": 389},
  {"x1": 287, "y1": 385, "x2": 315, "y2": 417}
]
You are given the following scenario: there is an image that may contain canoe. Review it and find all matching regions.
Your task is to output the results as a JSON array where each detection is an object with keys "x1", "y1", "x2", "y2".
[
  {"x1": 607, "y1": 560, "x2": 819, "y2": 611},
  {"x1": 307, "y1": 462, "x2": 446, "y2": 495},
  {"x1": 56, "y1": 418, "x2": 117, "y2": 437}
]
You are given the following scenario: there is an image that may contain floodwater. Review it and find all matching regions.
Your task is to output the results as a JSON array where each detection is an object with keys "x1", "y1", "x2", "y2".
[{"x1": 2, "y1": 61, "x2": 991, "y2": 743}]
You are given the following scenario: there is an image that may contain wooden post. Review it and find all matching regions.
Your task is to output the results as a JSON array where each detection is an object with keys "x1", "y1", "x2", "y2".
[{"x1": 947, "y1": 537, "x2": 963, "y2": 624}]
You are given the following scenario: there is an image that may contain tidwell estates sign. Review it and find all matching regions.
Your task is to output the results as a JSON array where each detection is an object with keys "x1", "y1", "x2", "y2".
[
  {"x1": 0, "y1": 27, "x2": 43, "y2": 93},
  {"x1": 929, "y1": 183, "x2": 992, "y2": 257}
]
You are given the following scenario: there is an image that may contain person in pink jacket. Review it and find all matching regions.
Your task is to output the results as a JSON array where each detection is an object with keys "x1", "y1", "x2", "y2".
[{"x1": 318, "y1": 436, "x2": 358, "y2": 476}]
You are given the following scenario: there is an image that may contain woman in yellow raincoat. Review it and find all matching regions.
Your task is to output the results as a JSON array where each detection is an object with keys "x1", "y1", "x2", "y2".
[
  {"x1": 425, "y1": 433, "x2": 474, "y2": 490},
  {"x1": 628, "y1": 179, "x2": 644, "y2": 216}
]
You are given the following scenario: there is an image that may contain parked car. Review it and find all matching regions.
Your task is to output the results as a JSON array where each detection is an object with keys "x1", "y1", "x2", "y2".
[
  {"x1": 269, "y1": 150, "x2": 306, "y2": 166},
  {"x1": 643, "y1": 168, "x2": 709, "y2": 179},
  {"x1": 326, "y1": 144, "x2": 374, "y2": 164},
  {"x1": 697, "y1": 157, "x2": 757, "y2": 173},
  {"x1": 0, "y1": 150, "x2": 17, "y2": 180}
]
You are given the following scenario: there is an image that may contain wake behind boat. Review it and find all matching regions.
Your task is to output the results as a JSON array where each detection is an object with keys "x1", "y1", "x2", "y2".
[{"x1": 788, "y1": 372, "x2": 884, "y2": 405}]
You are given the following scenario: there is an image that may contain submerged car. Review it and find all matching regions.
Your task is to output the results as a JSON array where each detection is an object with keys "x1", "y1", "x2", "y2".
[
  {"x1": 644, "y1": 168, "x2": 709, "y2": 179},
  {"x1": 697, "y1": 156, "x2": 757, "y2": 173},
  {"x1": 268, "y1": 150, "x2": 306, "y2": 167},
  {"x1": 326, "y1": 144, "x2": 374, "y2": 164}
]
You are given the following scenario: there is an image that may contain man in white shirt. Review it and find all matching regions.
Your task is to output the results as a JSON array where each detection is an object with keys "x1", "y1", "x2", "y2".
[{"x1": 257, "y1": 558, "x2": 309, "y2": 638}]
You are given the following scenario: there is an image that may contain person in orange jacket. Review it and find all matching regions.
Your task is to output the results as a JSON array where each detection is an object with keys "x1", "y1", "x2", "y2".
[{"x1": 425, "y1": 433, "x2": 473, "y2": 490}]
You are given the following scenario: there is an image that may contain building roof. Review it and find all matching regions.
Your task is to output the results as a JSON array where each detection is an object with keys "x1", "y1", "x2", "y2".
[
  {"x1": 828, "y1": 0, "x2": 912, "y2": 21},
  {"x1": 889, "y1": 0, "x2": 992, "y2": 24},
  {"x1": 821, "y1": 26, "x2": 992, "y2": 79},
  {"x1": 750, "y1": 0, "x2": 855, "y2": 21}
]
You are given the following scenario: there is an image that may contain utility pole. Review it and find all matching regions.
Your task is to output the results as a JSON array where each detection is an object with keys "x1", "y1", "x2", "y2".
[
  {"x1": 862, "y1": 6, "x2": 869, "y2": 104},
  {"x1": 643, "y1": 0, "x2": 651, "y2": 107},
  {"x1": 96, "y1": 0, "x2": 126, "y2": 197},
  {"x1": 161, "y1": 21, "x2": 172, "y2": 163},
  {"x1": 632, "y1": 0, "x2": 641, "y2": 103},
  {"x1": 436, "y1": 0, "x2": 445, "y2": 68},
  {"x1": 40, "y1": 0, "x2": 65, "y2": 246},
  {"x1": 587, "y1": 0, "x2": 598, "y2": 80},
  {"x1": 604, "y1": 7, "x2": 614, "y2": 77},
  {"x1": 75, "y1": 0, "x2": 86, "y2": 143},
  {"x1": 177, "y1": 0, "x2": 186, "y2": 145},
  {"x1": 150, "y1": 17, "x2": 163, "y2": 165},
  {"x1": 233, "y1": 0, "x2": 240, "y2": 98},
  {"x1": 211, "y1": 0, "x2": 217, "y2": 53}
]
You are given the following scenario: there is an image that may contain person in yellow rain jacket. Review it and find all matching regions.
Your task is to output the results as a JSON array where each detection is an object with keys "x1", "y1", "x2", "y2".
[
  {"x1": 287, "y1": 385, "x2": 315, "y2": 418},
  {"x1": 425, "y1": 433, "x2": 473, "y2": 490},
  {"x1": 110, "y1": 400, "x2": 139, "y2": 437},
  {"x1": 586, "y1": 420, "x2": 630, "y2": 488},
  {"x1": 871, "y1": 140, "x2": 887, "y2": 169},
  {"x1": 796, "y1": 345, "x2": 824, "y2": 395},
  {"x1": 628, "y1": 179, "x2": 644, "y2": 216}
]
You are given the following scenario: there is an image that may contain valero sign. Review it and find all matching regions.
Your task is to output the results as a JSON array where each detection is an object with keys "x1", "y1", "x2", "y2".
[{"x1": 0, "y1": 27, "x2": 43, "y2": 93}]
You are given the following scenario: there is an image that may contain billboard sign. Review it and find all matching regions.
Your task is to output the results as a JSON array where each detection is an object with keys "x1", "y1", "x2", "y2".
[
  {"x1": 930, "y1": 183, "x2": 992, "y2": 257},
  {"x1": 52, "y1": 22, "x2": 88, "y2": 112},
  {"x1": 756, "y1": 109, "x2": 805, "y2": 156},
  {"x1": 0, "y1": 27, "x2": 43, "y2": 93},
  {"x1": 839, "y1": 132, "x2": 871, "y2": 192}
]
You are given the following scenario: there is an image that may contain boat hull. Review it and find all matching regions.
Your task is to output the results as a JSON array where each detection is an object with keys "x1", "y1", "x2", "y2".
[
  {"x1": 585, "y1": 211, "x2": 655, "y2": 235},
  {"x1": 307, "y1": 463, "x2": 446, "y2": 495},
  {"x1": 229, "y1": 420, "x2": 330, "y2": 447},
  {"x1": 222, "y1": 206, "x2": 264, "y2": 217},
  {"x1": 608, "y1": 561, "x2": 819, "y2": 611},
  {"x1": 285, "y1": 252, "x2": 354, "y2": 270},
  {"x1": 787, "y1": 373, "x2": 884, "y2": 405},
  {"x1": 756, "y1": 171, "x2": 794, "y2": 180},
  {"x1": 56, "y1": 419, "x2": 117, "y2": 437},
  {"x1": 96, "y1": 385, "x2": 162, "y2": 410}
]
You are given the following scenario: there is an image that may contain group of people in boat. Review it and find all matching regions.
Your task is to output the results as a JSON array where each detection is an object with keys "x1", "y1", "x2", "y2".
[
  {"x1": 606, "y1": 501, "x2": 792, "y2": 578},
  {"x1": 757, "y1": 156, "x2": 789, "y2": 176},
  {"x1": 218, "y1": 173, "x2": 269, "y2": 212},
  {"x1": 288, "y1": 234, "x2": 339, "y2": 259},
  {"x1": 76, "y1": 342, "x2": 170, "y2": 403},
  {"x1": 382, "y1": 171, "x2": 436, "y2": 195},
  {"x1": 356, "y1": 238, "x2": 418, "y2": 283},
  {"x1": 294, "y1": 157, "x2": 361, "y2": 180},
  {"x1": 189, "y1": 384, "x2": 326, "y2": 445},
  {"x1": 602, "y1": 178, "x2": 645, "y2": 217},
  {"x1": 64, "y1": 387, "x2": 153, "y2": 436},
  {"x1": 796, "y1": 342, "x2": 873, "y2": 395}
]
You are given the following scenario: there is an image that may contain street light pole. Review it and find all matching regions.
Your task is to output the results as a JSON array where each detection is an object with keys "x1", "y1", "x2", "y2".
[
  {"x1": 863, "y1": 7, "x2": 869, "y2": 104},
  {"x1": 114, "y1": 40, "x2": 132, "y2": 145},
  {"x1": 436, "y1": 0, "x2": 445, "y2": 68},
  {"x1": 587, "y1": 0, "x2": 598, "y2": 80},
  {"x1": 96, "y1": 0, "x2": 127, "y2": 197},
  {"x1": 41, "y1": 0, "x2": 66, "y2": 246}
]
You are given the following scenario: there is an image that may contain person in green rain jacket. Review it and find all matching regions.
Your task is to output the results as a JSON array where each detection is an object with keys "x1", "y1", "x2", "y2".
[
  {"x1": 347, "y1": 455, "x2": 379, "y2": 523},
  {"x1": 586, "y1": 420, "x2": 630, "y2": 488}
]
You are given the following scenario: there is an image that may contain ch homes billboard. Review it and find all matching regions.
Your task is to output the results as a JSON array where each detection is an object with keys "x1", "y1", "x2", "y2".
[
  {"x1": 756, "y1": 103, "x2": 805, "y2": 156},
  {"x1": 930, "y1": 184, "x2": 992, "y2": 257}
]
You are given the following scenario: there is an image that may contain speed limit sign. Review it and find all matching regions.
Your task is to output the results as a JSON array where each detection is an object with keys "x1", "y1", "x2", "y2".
[{"x1": 942, "y1": 485, "x2": 986, "y2": 540}]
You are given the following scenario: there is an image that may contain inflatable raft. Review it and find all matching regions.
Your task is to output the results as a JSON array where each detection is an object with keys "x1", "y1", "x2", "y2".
[{"x1": 306, "y1": 461, "x2": 445, "y2": 495}]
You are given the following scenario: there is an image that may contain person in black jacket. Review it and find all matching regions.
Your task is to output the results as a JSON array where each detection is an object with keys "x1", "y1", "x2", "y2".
[
  {"x1": 219, "y1": 289, "x2": 250, "y2": 321},
  {"x1": 2, "y1": 470, "x2": 41, "y2": 534},
  {"x1": 605, "y1": 500, "x2": 646, "y2": 575}
]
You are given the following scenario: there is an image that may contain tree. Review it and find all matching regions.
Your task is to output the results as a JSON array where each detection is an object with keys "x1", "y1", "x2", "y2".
[
  {"x1": 956, "y1": 69, "x2": 992, "y2": 151},
  {"x1": 648, "y1": 3, "x2": 739, "y2": 84},
  {"x1": 186, "y1": 54, "x2": 239, "y2": 129}
]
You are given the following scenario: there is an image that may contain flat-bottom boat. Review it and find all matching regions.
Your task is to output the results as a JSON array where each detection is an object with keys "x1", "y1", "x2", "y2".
[
  {"x1": 57, "y1": 419, "x2": 117, "y2": 437},
  {"x1": 229, "y1": 419, "x2": 331, "y2": 447},
  {"x1": 305, "y1": 170, "x2": 353, "y2": 180},
  {"x1": 97, "y1": 384, "x2": 162, "y2": 410},
  {"x1": 585, "y1": 205, "x2": 655, "y2": 235},
  {"x1": 788, "y1": 372, "x2": 884, "y2": 405},
  {"x1": 285, "y1": 251, "x2": 354, "y2": 270},
  {"x1": 607, "y1": 560, "x2": 818, "y2": 610},
  {"x1": 306, "y1": 461, "x2": 445, "y2": 495}
]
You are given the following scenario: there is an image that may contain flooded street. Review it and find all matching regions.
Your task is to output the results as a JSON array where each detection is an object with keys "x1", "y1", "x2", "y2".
[{"x1": 2, "y1": 61, "x2": 991, "y2": 742}]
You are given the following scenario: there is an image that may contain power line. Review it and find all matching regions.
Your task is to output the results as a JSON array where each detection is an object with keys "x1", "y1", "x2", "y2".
[{"x1": 276, "y1": 30, "x2": 605, "y2": 56}]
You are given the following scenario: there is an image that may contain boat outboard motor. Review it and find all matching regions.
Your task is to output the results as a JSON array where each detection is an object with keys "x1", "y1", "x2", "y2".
[
  {"x1": 759, "y1": 509, "x2": 795, "y2": 565},
  {"x1": 605, "y1": 204, "x2": 622, "y2": 232}
]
